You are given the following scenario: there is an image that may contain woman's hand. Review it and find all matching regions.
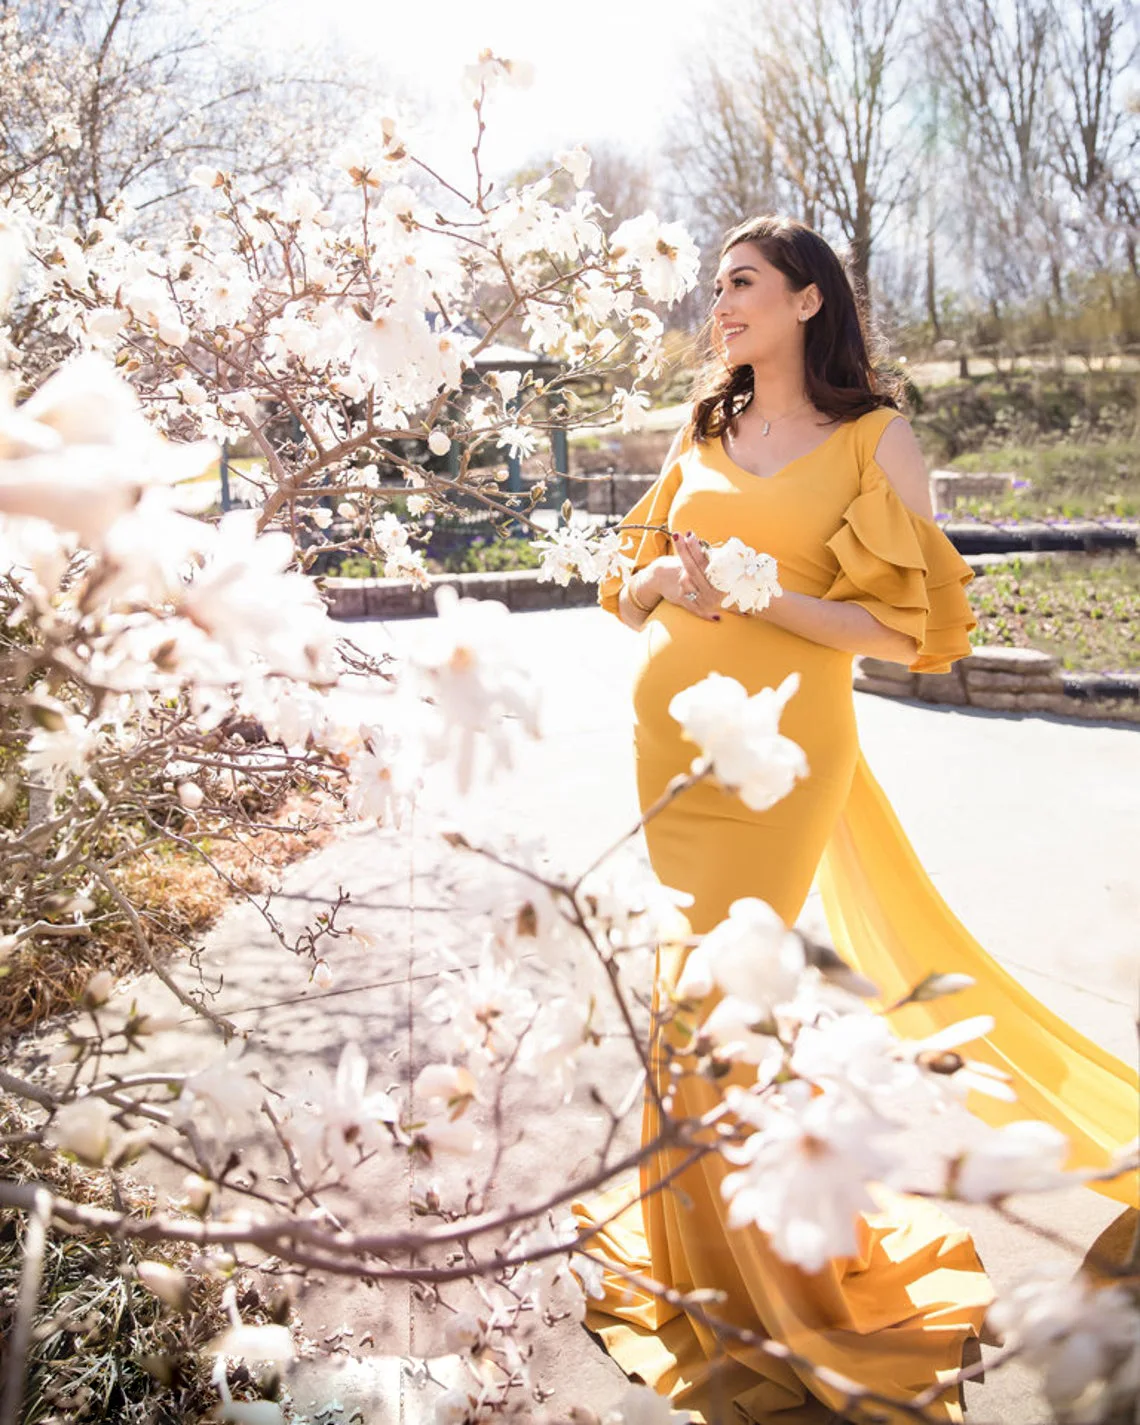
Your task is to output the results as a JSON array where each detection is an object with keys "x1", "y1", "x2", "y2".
[{"x1": 651, "y1": 533, "x2": 724, "y2": 621}]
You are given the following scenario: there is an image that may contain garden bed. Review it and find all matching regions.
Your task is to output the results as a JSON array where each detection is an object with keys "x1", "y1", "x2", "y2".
[{"x1": 967, "y1": 551, "x2": 1137, "y2": 675}]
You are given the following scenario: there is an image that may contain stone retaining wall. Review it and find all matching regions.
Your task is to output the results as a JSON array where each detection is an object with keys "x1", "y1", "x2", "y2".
[
  {"x1": 855, "y1": 646, "x2": 1140, "y2": 723},
  {"x1": 320, "y1": 569, "x2": 598, "y2": 619},
  {"x1": 321, "y1": 573, "x2": 1138, "y2": 723}
]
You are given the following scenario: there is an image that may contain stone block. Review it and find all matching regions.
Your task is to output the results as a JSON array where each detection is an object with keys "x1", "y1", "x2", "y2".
[
  {"x1": 1021, "y1": 693, "x2": 1071, "y2": 712},
  {"x1": 965, "y1": 645, "x2": 1059, "y2": 675},
  {"x1": 458, "y1": 573, "x2": 510, "y2": 604},
  {"x1": 964, "y1": 670, "x2": 1063, "y2": 693},
  {"x1": 857, "y1": 656, "x2": 915, "y2": 684},
  {"x1": 509, "y1": 576, "x2": 563, "y2": 610},
  {"x1": 564, "y1": 579, "x2": 599, "y2": 607},
  {"x1": 854, "y1": 676, "x2": 915, "y2": 698},
  {"x1": 915, "y1": 670, "x2": 969, "y2": 704},
  {"x1": 364, "y1": 580, "x2": 422, "y2": 617},
  {"x1": 967, "y1": 691, "x2": 1021, "y2": 711},
  {"x1": 325, "y1": 581, "x2": 366, "y2": 619}
]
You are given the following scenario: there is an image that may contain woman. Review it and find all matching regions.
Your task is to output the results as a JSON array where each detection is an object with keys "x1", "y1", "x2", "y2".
[{"x1": 569, "y1": 216, "x2": 1138, "y2": 1424}]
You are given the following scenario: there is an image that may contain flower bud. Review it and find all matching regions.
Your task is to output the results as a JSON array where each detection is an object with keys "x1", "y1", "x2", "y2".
[
  {"x1": 83, "y1": 969, "x2": 115, "y2": 1007},
  {"x1": 177, "y1": 781, "x2": 204, "y2": 810},
  {"x1": 428, "y1": 429, "x2": 451, "y2": 456},
  {"x1": 137, "y1": 1261, "x2": 190, "y2": 1311}
]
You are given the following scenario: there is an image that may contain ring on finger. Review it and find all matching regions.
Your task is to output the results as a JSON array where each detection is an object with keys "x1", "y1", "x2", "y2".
[{"x1": 684, "y1": 591, "x2": 699, "y2": 603}]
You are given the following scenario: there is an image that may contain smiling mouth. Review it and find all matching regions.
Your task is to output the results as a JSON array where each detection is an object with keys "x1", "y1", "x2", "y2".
[{"x1": 721, "y1": 325, "x2": 747, "y2": 340}]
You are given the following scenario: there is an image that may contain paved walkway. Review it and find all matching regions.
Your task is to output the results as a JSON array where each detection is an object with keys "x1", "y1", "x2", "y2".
[{"x1": 18, "y1": 608, "x2": 1139, "y2": 1424}]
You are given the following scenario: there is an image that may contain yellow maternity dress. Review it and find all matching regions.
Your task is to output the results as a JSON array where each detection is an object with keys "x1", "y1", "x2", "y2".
[{"x1": 570, "y1": 406, "x2": 1139, "y2": 1425}]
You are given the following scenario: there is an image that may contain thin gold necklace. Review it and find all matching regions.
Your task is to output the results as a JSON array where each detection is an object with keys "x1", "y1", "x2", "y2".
[{"x1": 754, "y1": 396, "x2": 812, "y2": 437}]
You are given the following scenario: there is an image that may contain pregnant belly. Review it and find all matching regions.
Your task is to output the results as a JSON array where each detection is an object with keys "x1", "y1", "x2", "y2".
[{"x1": 630, "y1": 600, "x2": 857, "y2": 780}]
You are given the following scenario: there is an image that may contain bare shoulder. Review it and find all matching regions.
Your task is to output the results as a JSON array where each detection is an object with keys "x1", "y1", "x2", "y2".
[{"x1": 870, "y1": 412, "x2": 934, "y2": 520}]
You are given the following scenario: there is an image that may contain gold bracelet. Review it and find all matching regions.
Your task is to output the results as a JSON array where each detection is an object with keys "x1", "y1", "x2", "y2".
[{"x1": 626, "y1": 576, "x2": 656, "y2": 614}]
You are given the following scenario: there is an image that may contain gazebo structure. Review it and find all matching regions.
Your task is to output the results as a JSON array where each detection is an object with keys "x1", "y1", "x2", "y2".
[{"x1": 458, "y1": 336, "x2": 568, "y2": 505}]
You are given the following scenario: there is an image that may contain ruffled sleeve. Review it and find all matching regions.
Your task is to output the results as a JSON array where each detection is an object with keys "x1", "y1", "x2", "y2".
[
  {"x1": 597, "y1": 440, "x2": 687, "y2": 620},
  {"x1": 821, "y1": 444, "x2": 977, "y2": 675}
]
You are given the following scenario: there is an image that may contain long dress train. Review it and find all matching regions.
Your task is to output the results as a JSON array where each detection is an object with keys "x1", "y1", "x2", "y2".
[{"x1": 568, "y1": 408, "x2": 1139, "y2": 1424}]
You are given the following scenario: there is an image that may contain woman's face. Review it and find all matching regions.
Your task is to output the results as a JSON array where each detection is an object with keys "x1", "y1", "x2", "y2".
[{"x1": 710, "y1": 242, "x2": 818, "y2": 368}]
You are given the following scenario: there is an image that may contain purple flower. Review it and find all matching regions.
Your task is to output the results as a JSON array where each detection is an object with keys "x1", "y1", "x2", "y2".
[{"x1": 1011, "y1": 479, "x2": 1030, "y2": 490}]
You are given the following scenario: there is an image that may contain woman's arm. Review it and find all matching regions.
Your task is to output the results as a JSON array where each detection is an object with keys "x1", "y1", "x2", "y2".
[
  {"x1": 673, "y1": 416, "x2": 933, "y2": 663},
  {"x1": 747, "y1": 587, "x2": 918, "y2": 663},
  {"x1": 615, "y1": 425, "x2": 688, "y2": 631}
]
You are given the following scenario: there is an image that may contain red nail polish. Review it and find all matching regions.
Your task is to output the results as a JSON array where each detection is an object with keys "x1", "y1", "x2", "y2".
[{"x1": 713, "y1": 615, "x2": 722, "y2": 621}]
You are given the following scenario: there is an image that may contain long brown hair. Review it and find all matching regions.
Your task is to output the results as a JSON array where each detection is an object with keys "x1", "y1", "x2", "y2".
[{"x1": 688, "y1": 215, "x2": 902, "y2": 444}]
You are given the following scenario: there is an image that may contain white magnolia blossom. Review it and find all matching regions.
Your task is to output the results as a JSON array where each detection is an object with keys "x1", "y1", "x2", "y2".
[
  {"x1": 23, "y1": 712, "x2": 103, "y2": 794},
  {"x1": 576, "y1": 850, "x2": 694, "y2": 955},
  {"x1": 289, "y1": 1041, "x2": 400, "y2": 1177},
  {"x1": 0, "y1": 354, "x2": 215, "y2": 543},
  {"x1": 556, "y1": 144, "x2": 592, "y2": 188},
  {"x1": 507, "y1": 1213, "x2": 603, "y2": 1321},
  {"x1": 613, "y1": 386, "x2": 651, "y2": 432},
  {"x1": 177, "y1": 510, "x2": 340, "y2": 683},
  {"x1": 461, "y1": 50, "x2": 535, "y2": 99},
  {"x1": 675, "y1": 897, "x2": 804, "y2": 1013},
  {"x1": 609, "y1": 211, "x2": 701, "y2": 305},
  {"x1": 372, "y1": 510, "x2": 430, "y2": 585},
  {"x1": 414, "y1": 1062, "x2": 481, "y2": 1117},
  {"x1": 49, "y1": 1097, "x2": 115, "y2": 1164},
  {"x1": 790, "y1": 1010, "x2": 1015, "y2": 1118},
  {"x1": 704, "y1": 537, "x2": 783, "y2": 614},
  {"x1": 171, "y1": 1042, "x2": 264, "y2": 1135},
  {"x1": 137, "y1": 1261, "x2": 190, "y2": 1310},
  {"x1": 405, "y1": 585, "x2": 543, "y2": 795},
  {"x1": 669, "y1": 672, "x2": 809, "y2": 812},
  {"x1": 422, "y1": 947, "x2": 539, "y2": 1069},
  {"x1": 696, "y1": 994, "x2": 785, "y2": 1070},
  {"x1": 988, "y1": 1266, "x2": 1140, "y2": 1422},
  {"x1": 720, "y1": 1081, "x2": 895, "y2": 1273},
  {"x1": 346, "y1": 724, "x2": 424, "y2": 828},
  {"x1": 951, "y1": 1119, "x2": 1074, "y2": 1201},
  {"x1": 496, "y1": 422, "x2": 539, "y2": 459},
  {"x1": 533, "y1": 524, "x2": 634, "y2": 588},
  {"x1": 605, "y1": 1384, "x2": 693, "y2": 1425}
]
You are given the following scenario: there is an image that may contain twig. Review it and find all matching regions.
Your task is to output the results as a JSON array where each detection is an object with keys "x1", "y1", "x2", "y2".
[
  {"x1": 88, "y1": 860, "x2": 237, "y2": 1037},
  {"x1": 0, "y1": 1186, "x2": 50, "y2": 1425}
]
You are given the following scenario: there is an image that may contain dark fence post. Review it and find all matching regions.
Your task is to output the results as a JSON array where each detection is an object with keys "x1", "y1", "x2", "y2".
[
  {"x1": 220, "y1": 439, "x2": 232, "y2": 512},
  {"x1": 551, "y1": 427, "x2": 568, "y2": 508}
]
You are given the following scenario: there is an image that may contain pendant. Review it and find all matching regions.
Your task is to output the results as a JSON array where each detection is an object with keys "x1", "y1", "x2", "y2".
[{"x1": 761, "y1": 419, "x2": 771, "y2": 437}]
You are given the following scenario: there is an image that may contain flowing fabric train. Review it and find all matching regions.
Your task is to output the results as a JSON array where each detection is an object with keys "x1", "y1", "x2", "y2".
[{"x1": 817, "y1": 749, "x2": 1139, "y2": 1210}]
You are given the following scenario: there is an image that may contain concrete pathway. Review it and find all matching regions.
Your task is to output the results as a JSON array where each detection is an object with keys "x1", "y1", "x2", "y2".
[{"x1": 16, "y1": 608, "x2": 1139, "y2": 1425}]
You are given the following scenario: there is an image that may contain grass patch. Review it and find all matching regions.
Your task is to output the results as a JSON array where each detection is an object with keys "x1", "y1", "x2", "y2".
[
  {"x1": 948, "y1": 440, "x2": 1139, "y2": 520},
  {"x1": 0, "y1": 1102, "x2": 287, "y2": 1423},
  {"x1": 0, "y1": 785, "x2": 341, "y2": 1039},
  {"x1": 968, "y1": 552, "x2": 1139, "y2": 673}
]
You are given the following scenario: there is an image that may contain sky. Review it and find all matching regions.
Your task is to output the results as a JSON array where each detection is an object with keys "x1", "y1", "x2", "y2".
[{"x1": 249, "y1": 0, "x2": 719, "y2": 187}]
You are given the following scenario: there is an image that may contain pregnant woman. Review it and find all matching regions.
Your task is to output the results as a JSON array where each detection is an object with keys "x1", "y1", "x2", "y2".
[{"x1": 570, "y1": 215, "x2": 1138, "y2": 1424}]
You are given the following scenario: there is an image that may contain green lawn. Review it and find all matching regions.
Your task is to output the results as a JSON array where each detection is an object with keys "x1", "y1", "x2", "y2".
[{"x1": 947, "y1": 441, "x2": 1139, "y2": 520}]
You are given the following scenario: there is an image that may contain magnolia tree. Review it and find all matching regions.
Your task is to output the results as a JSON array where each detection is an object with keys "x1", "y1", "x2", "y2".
[{"x1": 0, "y1": 50, "x2": 1138, "y2": 1425}]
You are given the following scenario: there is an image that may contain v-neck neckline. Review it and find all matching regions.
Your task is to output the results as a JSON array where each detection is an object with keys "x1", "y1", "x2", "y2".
[{"x1": 713, "y1": 419, "x2": 849, "y2": 483}]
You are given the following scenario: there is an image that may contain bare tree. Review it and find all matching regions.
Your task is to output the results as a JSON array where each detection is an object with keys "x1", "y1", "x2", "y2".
[
  {"x1": 931, "y1": 0, "x2": 1064, "y2": 316},
  {"x1": 661, "y1": 0, "x2": 916, "y2": 320},
  {"x1": 1050, "y1": 0, "x2": 1140, "y2": 284},
  {"x1": 747, "y1": 0, "x2": 916, "y2": 311},
  {"x1": 0, "y1": 0, "x2": 392, "y2": 231}
]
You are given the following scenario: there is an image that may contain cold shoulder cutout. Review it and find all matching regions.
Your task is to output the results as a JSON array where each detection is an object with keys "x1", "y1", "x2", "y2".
[{"x1": 822, "y1": 410, "x2": 977, "y2": 674}]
